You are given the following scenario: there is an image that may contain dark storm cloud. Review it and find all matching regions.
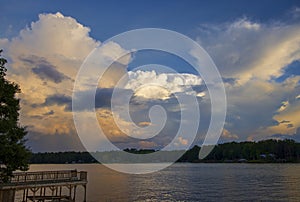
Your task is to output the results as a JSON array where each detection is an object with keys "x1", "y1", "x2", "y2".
[
  {"x1": 21, "y1": 55, "x2": 69, "y2": 83},
  {"x1": 95, "y1": 88, "x2": 114, "y2": 108},
  {"x1": 31, "y1": 94, "x2": 72, "y2": 111},
  {"x1": 191, "y1": 84, "x2": 207, "y2": 94},
  {"x1": 31, "y1": 88, "x2": 132, "y2": 112},
  {"x1": 73, "y1": 88, "x2": 133, "y2": 111},
  {"x1": 32, "y1": 65, "x2": 67, "y2": 83},
  {"x1": 44, "y1": 94, "x2": 72, "y2": 106}
]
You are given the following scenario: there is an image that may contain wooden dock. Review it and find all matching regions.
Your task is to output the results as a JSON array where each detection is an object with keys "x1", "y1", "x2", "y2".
[{"x1": 0, "y1": 170, "x2": 87, "y2": 202}]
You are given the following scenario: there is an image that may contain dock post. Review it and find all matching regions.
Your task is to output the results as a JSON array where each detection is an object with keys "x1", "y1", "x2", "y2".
[
  {"x1": 22, "y1": 189, "x2": 26, "y2": 202},
  {"x1": 25, "y1": 188, "x2": 28, "y2": 202},
  {"x1": 73, "y1": 185, "x2": 77, "y2": 201},
  {"x1": 83, "y1": 185, "x2": 87, "y2": 202},
  {"x1": 69, "y1": 185, "x2": 72, "y2": 200},
  {"x1": 43, "y1": 187, "x2": 46, "y2": 197},
  {"x1": 59, "y1": 186, "x2": 62, "y2": 197}
]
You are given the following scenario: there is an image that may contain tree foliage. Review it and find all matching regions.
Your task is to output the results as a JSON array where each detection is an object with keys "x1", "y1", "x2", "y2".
[
  {"x1": 0, "y1": 50, "x2": 31, "y2": 183},
  {"x1": 28, "y1": 139, "x2": 300, "y2": 164},
  {"x1": 199, "y1": 139, "x2": 300, "y2": 162}
]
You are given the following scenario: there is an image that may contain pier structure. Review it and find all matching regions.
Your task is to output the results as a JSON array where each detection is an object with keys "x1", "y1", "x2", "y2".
[{"x1": 0, "y1": 170, "x2": 87, "y2": 202}]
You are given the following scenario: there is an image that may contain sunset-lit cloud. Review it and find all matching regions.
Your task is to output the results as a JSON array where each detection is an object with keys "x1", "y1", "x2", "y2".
[
  {"x1": 1, "y1": 9, "x2": 300, "y2": 152},
  {"x1": 197, "y1": 18, "x2": 300, "y2": 141},
  {"x1": 221, "y1": 129, "x2": 238, "y2": 140},
  {"x1": 0, "y1": 13, "x2": 99, "y2": 137},
  {"x1": 177, "y1": 136, "x2": 189, "y2": 146},
  {"x1": 0, "y1": 12, "x2": 131, "y2": 138}
]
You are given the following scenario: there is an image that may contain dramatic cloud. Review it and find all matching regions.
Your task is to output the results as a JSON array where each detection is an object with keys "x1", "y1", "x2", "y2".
[
  {"x1": 0, "y1": 13, "x2": 133, "y2": 148},
  {"x1": 264, "y1": 93, "x2": 300, "y2": 136},
  {"x1": 1, "y1": 12, "x2": 300, "y2": 151},
  {"x1": 197, "y1": 18, "x2": 300, "y2": 141},
  {"x1": 38, "y1": 94, "x2": 72, "y2": 112},
  {"x1": 125, "y1": 70, "x2": 204, "y2": 100},
  {"x1": 20, "y1": 55, "x2": 69, "y2": 83},
  {"x1": 198, "y1": 18, "x2": 300, "y2": 83}
]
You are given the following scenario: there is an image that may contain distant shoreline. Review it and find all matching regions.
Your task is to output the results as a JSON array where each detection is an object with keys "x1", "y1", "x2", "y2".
[
  {"x1": 29, "y1": 139, "x2": 300, "y2": 164},
  {"x1": 28, "y1": 161, "x2": 300, "y2": 165}
]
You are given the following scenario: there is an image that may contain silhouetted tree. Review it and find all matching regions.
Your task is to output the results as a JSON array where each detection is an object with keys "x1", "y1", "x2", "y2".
[{"x1": 0, "y1": 50, "x2": 31, "y2": 183}]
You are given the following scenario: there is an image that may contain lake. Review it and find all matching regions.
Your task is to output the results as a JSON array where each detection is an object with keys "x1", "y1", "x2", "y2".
[{"x1": 16, "y1": 163, "x2": 300, "y2": 201}]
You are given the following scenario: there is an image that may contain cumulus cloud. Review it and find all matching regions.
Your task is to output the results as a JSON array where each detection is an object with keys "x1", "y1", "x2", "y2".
[
  {"x1": 124, "y1": 70, "x2": 203, "y2": 100},
  {"x1": 172, "y1": 136, "x2": 190, "y2": 149},
  {"x1": 0, "y1": 12, "x2": 133, "y2": 143},
  {"x1": 7, "y1": 12, "x2": 98, "y2": 63},
  {"x1": 98, "y1": 61, "x2": 128, "y2": 88},
  {"x1": 0, "y1": 13, "x2": 132, "y2": 152},
  {"x1": 1, "y1": 12, "x2": 204, "y2": 151},
  {"x1": 177, "y1": 136, "x2": 188, "y2": 146},
  {"x1": 221, "y1": 129, "x2": 238, "y2": 139}
]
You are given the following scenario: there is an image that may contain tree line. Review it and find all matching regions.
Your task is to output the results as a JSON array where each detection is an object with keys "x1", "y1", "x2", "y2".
[
  {"x1": 30, "y1": 139, "x2": 300, "y2": 164},
  {"x1": 180, "y1": 139, "x2": 300, "y2": 163}
]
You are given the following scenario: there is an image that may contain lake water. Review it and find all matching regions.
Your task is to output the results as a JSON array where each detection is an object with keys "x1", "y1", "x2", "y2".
[{"x1": 16, "y1": 163, "x2": 300, "y2": 201}]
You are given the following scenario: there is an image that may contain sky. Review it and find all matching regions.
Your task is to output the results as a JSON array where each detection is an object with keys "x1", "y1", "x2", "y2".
[{"x1": 1, "y1": 0, "x2": 300, "y2": 152}]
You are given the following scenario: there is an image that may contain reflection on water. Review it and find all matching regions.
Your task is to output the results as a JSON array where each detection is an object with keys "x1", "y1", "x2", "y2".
[{"x1": 14, "y1": 163, "x2": 300, "y2": 201}]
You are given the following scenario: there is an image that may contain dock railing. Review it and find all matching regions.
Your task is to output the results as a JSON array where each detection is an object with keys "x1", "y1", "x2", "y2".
[
  {"x1": 0, "y1": 170, "x2": 88, "y2": 202},
  {"x1": 6, "y1": 170, "x2": 87, "y2": 185}
]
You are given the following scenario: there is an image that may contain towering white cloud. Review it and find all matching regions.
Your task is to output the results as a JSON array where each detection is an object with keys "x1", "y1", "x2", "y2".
[
  {"x1": 125, "y1": 70, "x2": 204, "y2": 100},
  {"x1": 0, "y1": 12, "x2": 130, "y2": 137}
]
